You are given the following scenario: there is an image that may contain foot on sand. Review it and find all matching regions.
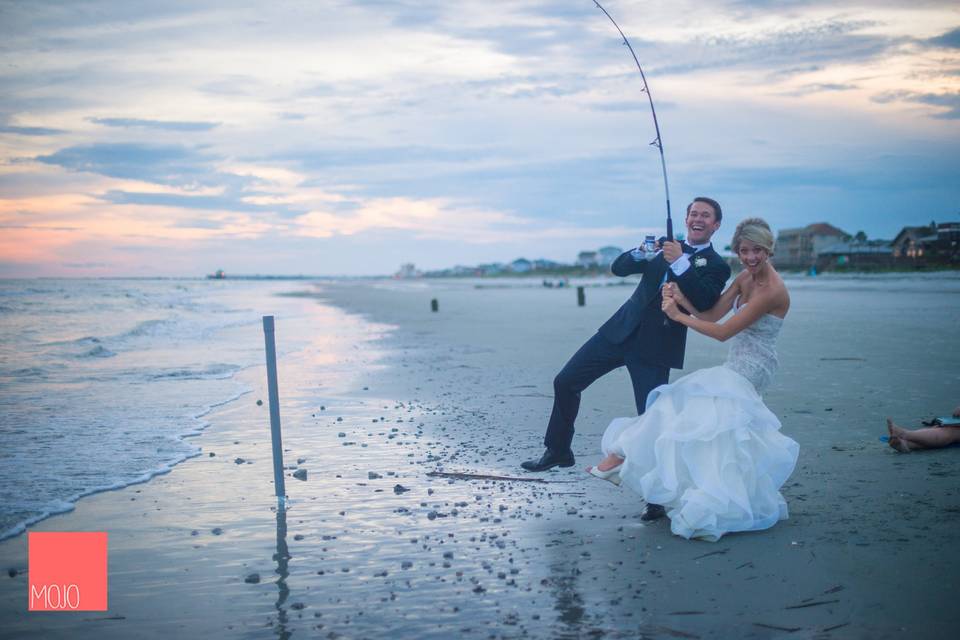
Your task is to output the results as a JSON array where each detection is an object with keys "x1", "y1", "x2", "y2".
[
  {"x1": 887, "y1": 418, "x2": 912, "y2": 453},
  {"x1": 596, "y1": 454, "x2": 624, "y2": 472}
]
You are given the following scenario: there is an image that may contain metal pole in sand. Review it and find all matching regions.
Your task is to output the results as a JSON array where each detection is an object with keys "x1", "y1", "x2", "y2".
[{"x1": 262, "y1": 315, "x2": 287, "y2": 503}]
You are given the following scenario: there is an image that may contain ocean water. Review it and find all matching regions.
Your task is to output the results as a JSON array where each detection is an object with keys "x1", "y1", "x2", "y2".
[{"x1": 0, "y1": 278, "x2": 330, "y2": 540}]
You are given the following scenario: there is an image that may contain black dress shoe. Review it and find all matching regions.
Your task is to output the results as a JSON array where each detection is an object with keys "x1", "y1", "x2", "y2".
[
  {"x1": 640, "y1": 503, "x2": 667, "y2": 522},
  {"x1": 521, "y1": 448, "x2": 575, "y2": 472}
]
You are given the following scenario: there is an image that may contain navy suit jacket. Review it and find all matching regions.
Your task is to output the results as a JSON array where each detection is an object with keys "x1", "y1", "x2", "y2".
[{"x1": 597, "y1": 244, "x2": 731, "y2": 369}]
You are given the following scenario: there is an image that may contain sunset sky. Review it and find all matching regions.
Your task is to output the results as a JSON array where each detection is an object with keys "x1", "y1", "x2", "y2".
[{"x1": 1, "y1": 0, "x2": 958, "y2": 276}]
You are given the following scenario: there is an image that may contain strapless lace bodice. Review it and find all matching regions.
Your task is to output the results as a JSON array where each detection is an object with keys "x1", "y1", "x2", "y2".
[{"x1": 722, "y1": 299, "x2": 783, "y2": 393}]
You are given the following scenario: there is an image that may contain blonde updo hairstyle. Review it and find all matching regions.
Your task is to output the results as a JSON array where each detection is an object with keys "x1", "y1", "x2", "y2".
[{"x1": 731, "y1": 217, "x2": 775, "y2": 256}]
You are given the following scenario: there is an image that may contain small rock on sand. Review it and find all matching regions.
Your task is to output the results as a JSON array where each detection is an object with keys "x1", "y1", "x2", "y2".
[
  {"x1": 394, "y1": 484, "x2": 410, "y2": 494},
  {"x1": 244, "y1": 573, "x2": 260, "y2": 584},
  {"x1": 293, "y1": 469, "x2": 308, "y2": 481}
]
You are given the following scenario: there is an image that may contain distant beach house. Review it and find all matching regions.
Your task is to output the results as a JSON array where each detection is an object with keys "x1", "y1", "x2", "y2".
[
  {"x1": 477, "y1": 262, "x2": 505, "y2": 276},
  {"x1": 394, "y1": 263, "x2": 420, "y2": 278},
  {"x1": 509, "y1": 258, "x2": 533, "y2": 273},
  {"x1": 597, "y1": 246, "x2": 624, "y2": 267},
  {"x1": 206, "y1": 269, "x2": 226, "y2": 279},
  {"x1": 450, "y1": 265, "x2": 475, "y2": 276},
  {"x1": 891, "y1": 224, "x2": 936, "y2": 259},
  {"x1": 577, "y1": 251, "x2": 599, "y2": 268},
  {"x1": 815, "y1": 239, "x2": 894, "y2": 270},
  {"x1": 533, "y1": 258, "x2": 562, "y2": 270},
  {"x1": 775, "y1": 223, "x2": 848, "y2": 269},
  {"x1": 932, "y1": 223, "x2": 960, "y2": 263},
  {"x1": 892, "y1": 222, "x2": 960, "y2": 265}
]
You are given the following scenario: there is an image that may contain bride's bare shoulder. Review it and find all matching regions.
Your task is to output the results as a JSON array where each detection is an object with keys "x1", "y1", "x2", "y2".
[
  {"x1": 768, "y1": 269, "x2": 791, "y2": 311},
  {"x1": 770, "y1": 268, "x2": 789, "y2": 294}
]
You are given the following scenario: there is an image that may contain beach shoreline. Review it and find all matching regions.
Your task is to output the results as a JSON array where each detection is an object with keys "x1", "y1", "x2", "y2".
[{"x1": 2, "y1": 276, "x2": 959, "y2": 638}]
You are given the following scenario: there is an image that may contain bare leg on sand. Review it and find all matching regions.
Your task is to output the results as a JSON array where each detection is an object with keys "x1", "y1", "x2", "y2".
[{"x1": 887, "y1": 417, "x2": 960, "y2": 452}]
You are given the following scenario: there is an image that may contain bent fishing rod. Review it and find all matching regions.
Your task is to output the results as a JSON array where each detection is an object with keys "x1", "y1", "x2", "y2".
[{"x1": 592, "y1": 1, "x2": 673, "y2": 242}]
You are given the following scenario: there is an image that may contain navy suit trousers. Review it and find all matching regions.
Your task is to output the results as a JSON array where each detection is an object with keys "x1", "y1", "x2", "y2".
[{"x1": 544, "y1": 331, "x2": 669, "y2": 451}]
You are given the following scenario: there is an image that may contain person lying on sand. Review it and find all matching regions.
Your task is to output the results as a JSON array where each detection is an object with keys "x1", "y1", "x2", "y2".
[{"x1": 887, "y1": 406, "x2": 960, "y2": 453}]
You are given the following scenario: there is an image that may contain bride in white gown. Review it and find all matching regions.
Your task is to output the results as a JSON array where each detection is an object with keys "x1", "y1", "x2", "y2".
[{"x1": 587, "y1": 218, "x2": 799, "y2": 542}]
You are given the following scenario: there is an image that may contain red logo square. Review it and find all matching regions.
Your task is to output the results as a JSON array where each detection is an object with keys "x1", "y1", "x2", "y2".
[{"x1": 28, "y1": 532, "x2": 108, "y2": 611}]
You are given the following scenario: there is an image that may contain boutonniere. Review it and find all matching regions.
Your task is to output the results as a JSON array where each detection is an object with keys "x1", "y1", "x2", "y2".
[{"x1": 694, "y1": 256, "x2": 707, "y2": 267}]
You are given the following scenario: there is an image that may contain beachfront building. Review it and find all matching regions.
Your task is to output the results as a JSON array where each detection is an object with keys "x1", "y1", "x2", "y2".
[
  {"x1": 477, "y1": 262, "x2": 505, "y2": 276},
  {"x1": 891, "y1": 223, "x2": 936, "y2": 259},
  {"x1": 815, "y1": 240, "x2": 894, "y2": 271},
  {"x1": 533, "y1": 258, "x2": 563, "y2": 270},
  {"x1": 577, "y1": 251, "x2": 599, "y2": 268},
  {"x1": 450, "y1": 265, "x2": 475, "y2": 276},
  {"x1": 933, "y1": 223, "x2": 960, "y2": 263},
  {"x1": 597, "y1": 246, "x2": 624, "y2": 267},
  {"x1": 509, "y1": 258, "x2": 533, "y2": 273},
  {"x1": 892, "y1": 222, "x2": 960, "y2": 265},
  {"x1": 775, "y1": 223, "x2": 849, "y2": 269},
  {"x1": 394, "y1": 263, "x2": 420, "y2": 278}
]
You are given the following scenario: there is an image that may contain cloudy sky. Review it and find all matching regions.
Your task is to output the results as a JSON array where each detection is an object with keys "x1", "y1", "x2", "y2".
[{"x1": 1, "y1": 0, "x2": 958, "y2": 276}]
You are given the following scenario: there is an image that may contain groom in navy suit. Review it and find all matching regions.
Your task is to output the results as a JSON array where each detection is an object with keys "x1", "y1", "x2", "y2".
[{"x1": 522, "y1": 197, "x2": 731, "y2": 516}]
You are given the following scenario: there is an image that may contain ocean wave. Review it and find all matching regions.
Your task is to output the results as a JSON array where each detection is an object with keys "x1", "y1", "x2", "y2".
[
  {"x1": 80, "y1": 344, "x2": 116, "y2": 358},
  {"x1": 120, "y1": 317, "x2": 178, "y2": 339},
  {"x1": 0, "y1": 286, "x2": 65, "y2": 297},
  {"x1": 4, "y1": 366, "x2": 50, "y2": 378},
  {"x1": 151, "y1": 363, "x2": 241, "y2": 380},
  {"x1": 0, "y1": 278, "x2": 326, "y2": 543},
  {"x1": 43, "y1": 335, "x2": 102, "y2": 347}
]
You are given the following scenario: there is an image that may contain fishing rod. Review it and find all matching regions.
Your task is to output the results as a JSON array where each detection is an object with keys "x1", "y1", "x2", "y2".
[{"x1": 592, "y1": 1, "x2": 673, "y2": 242}]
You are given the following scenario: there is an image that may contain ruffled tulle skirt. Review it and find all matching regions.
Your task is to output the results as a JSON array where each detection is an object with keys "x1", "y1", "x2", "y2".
[{"x1": 601, "y1": 366, "x2": 799, "y2": 542}]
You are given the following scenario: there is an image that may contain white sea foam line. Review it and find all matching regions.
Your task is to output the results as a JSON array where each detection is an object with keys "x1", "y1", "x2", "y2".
[
  {"x1": 0, "y1": 448, "x2": 206, "y2": 542},
  {"x1": 0, "y1": 375, "x2": 253, "y2": 542}
]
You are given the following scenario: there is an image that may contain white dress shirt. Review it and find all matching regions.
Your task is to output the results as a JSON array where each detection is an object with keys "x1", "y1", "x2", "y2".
[{"x1": 630, "y1": 241, "x2": 711, "y2": 282}]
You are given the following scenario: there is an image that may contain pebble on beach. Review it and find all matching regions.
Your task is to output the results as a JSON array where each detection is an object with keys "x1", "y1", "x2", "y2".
[
  {"x1": 256, "y1": 399, "x2": 263, "y2": 406},
  {"x1": 244, "y1": 573, "x2": 260, "y2": 584},
  {"x1": 293, "y1": 469, "x2": 308, "y2": 481}
]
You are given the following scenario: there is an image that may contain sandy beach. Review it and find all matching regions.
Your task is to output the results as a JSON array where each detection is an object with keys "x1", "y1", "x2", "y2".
[{"x1": 2, "y1": 273, "x2": 959, "y2": 639}]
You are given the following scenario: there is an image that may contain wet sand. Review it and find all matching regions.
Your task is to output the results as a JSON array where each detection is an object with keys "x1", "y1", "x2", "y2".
[{"x1": 2, "y1": 274, "x2": 959, "y2": 638}]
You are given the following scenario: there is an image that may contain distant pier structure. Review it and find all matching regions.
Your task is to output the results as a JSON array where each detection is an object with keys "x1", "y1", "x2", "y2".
[{"x1": 207, "y1": 269, "x2": 226, "y2": 279}]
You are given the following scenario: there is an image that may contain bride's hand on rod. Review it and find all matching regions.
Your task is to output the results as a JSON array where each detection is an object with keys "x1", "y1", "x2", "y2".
[
  {"x1": 663, "y1": 283, "x2": 692, "y2": 313},
  {"x1": 662, "y1": 295, "x2": 682, "y2": 320}
]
